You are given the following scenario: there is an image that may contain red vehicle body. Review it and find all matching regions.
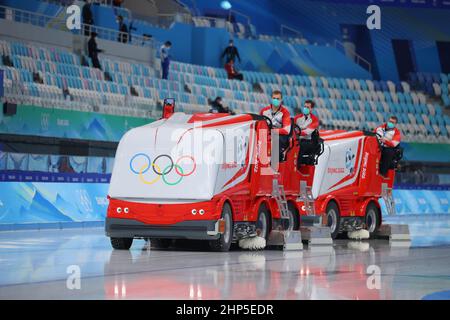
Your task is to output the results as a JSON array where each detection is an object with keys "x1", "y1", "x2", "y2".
[{"x1": 106, "y1": 112, "x2": 395, "y2": 250}]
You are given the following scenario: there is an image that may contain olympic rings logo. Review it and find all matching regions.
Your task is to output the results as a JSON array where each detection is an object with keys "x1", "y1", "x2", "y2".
[{"x1": 129, "y1": 153, "x2": 197, "y2": 186}]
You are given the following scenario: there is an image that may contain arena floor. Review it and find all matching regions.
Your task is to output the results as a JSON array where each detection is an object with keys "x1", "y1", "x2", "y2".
[{"x1": 0, "y1": 215, "x2": 449, "y2": 300}]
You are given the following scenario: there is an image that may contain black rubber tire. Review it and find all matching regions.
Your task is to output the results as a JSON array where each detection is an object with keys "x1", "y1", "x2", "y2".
[
  {"x1": 365, "y1": 202, "x2": 381, "y2": 238},
  {"x1": 209, "y1": 203, "x2": 233, "y2": 252},
  {"x1": 287, "y1": 202, "x2": 300, "y2": 231},
  {"x1": 326, "y1": 201, "x2": 341, "y2": 239},
  {"x1": 150, "y1": 238, "x2": 172, "y2": 249},
  {"x1": 256, "y1": 203, "x2": 271, "y2": 240},
  {"x1": 110, "y1": 237, "x2": 133, "y2": 250}
]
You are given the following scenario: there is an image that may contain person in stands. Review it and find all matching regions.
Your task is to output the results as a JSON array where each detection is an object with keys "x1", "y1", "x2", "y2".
[
  {"x1": 294, "y1": 99, "x2": 321, "y2": 166},
  {"x1": 225, "y1": 59, "x2": 243, "y2": 81},
  {"x1": 260, "y1": 90, "x2": 291, "y2": 161},
  {"x1": 209, "y1": 96, "x2": 234, "y2": 114},
  {"x1": 88, "y1": 32, "x2": 103, "y2": 70},
  {"x1": 82, "y1": 0, "x2": 94, "y2": 36},
  {"x1": 160, "y1": 41, "x2": 172, "y2": 80},
  {"x1": 375, "y1": 115, "x2": 401, "y2": 177},
  {"x1": 116, "y1": 15, "x2": 128, "y2": 43},
  {"x1": 221, "y1": 39, "x2": 241, "y2": 64}
]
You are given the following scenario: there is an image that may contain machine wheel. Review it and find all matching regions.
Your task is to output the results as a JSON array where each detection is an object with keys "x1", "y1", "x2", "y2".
[
  {"x1": 287, "y1": 202, "x2": 300, "y2": 231},
  {"x1": 110, "y1": 237, "x2": 133, "y2": 250},
  {"x1": 326, "y1": 201, "x2": 341, "y2": 239},
  {"x1": 209, "y1": 203, "x2": 233, "y2": 252},
  {"x1": 150, "y1": 238, "x2": 172, "y2": 249},
  {"x1": 365, "y1": 202, "x2": 381, "y2": 238},
  {"x1": 256, "y1": 204, "x2": 271, "y2": 240}
]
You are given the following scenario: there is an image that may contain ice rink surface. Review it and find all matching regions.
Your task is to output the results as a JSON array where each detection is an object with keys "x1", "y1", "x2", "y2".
[{"x1": 0, "y1": 215, "x2": 450, "y2": 300}]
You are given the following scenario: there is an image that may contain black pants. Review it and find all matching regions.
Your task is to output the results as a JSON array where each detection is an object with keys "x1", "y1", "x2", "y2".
[
  {"x1": 162, "y1": 59, "x2": 170, "y2": 79},
  {"x1": 232, "y1": 73, "x2": 243, "y2": 81},
  {"x1": 278, "y1": 135, "x2": 290, "y2": 162},
  {"x1": 83, "y1": 23, "x2": 92, "y2": 36},
  {"x1": 91, "y1": 55, "x2": 102, "y2": 70},
  {"x1": 380, "y1": 147, "x2": 397, "y2": 176}
]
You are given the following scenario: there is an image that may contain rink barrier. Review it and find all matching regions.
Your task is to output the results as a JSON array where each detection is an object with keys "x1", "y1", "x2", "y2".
[
  {"x1": 0, "y1": 181, "x2": 449, "y2": 230},
  {"x1": 0, "y1": 221, "x2": 104, "y2": 231},
  {"x1": 0, "y1": 171, "x2": 111, "y2": 183}
]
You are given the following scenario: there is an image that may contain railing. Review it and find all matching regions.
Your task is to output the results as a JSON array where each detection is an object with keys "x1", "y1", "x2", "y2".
[
  {"x1": 134, "y1": 12, "x2": 192, "y2": 29},
  {"x1": 227, "y1": 9, "x2": 251, "y2": 26},
  {"x1": 280, "y1": 24, "x2": 304, "y2": 40},
  {"x1": 0, "y1": 5, "x2": 155, "y2": 49},
  {"x1": 192, "y1": 15, "x2": 228, "y2": 28},
  {"x1": 334, "y1": 39, "x2": 372, "y2": 74},
  {"x1": 2, "y1": 90, "x2": 161, "y2": 120}
]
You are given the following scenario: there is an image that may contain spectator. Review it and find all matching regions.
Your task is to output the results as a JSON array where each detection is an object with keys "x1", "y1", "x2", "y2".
[
  {"x1": 82, "y1": 0, "x2": 93, "y2": 36},
  {"x1": 88, "y1": 32, "x2": 103, "y2": 70},
  {"x1": 116, "y1": 15, "x2": 128, "y2": 43},
  {"x1": 160, "y1": 41, "x2": 172, "y2": 80},
  {"x1": 209, "y1": 97, "x2": 234, "y2": 114},
  {"x1": 221, "y1": 39, "x2": 241, "y2": 64},
  {"x1": 225, "y1": 59, "x2": 243, "y2": 81}
]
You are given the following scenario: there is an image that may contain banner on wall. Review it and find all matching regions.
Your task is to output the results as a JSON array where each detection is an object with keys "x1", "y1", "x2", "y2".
[
  {"x1": 0, "y1": 182, "x2": 109, "y2": 224},
  {"x1": 0, "y1": 105, "x2": 153, "y2": 142},
  {"x1": 381, "y1": 189, "x2": 450, "y2": 215},
  {"x1": 0, "y1": 182, "x2": 449, "y2": 225}
]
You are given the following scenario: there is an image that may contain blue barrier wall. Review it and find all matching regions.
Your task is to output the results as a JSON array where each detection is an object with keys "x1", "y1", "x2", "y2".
[
  {"x1": 0, "y1": 180, "x2": 448, "y2": 229},
  {"x1": 129, "y1": 21, "x2": 368, "y2": 77},
  {"x1": 188, "y1": 0, "x2": 450, "y2": 81},
  {"x1": 0, "y1": 182, "x2": 108, "y2": 227},
  {"x1": 0, "y1": 0, "x2": 60, "y2": 16}
]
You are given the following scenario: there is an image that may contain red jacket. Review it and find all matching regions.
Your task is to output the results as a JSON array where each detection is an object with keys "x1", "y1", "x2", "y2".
[
  {"x1": 260, "y1": 105, "x2": 291, "y2": 135},
  {"x1": 294, "y1": 113, "x2": 319, "y2": 139},
  {"x1": 375, "y1": 124, "x2": 401, "y2": 147},
  {"x1": 224, "y1": 62, "x2": 237, "y2": 79}
]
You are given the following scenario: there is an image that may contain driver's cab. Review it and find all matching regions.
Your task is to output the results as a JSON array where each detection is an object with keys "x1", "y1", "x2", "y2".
[{"x1": 364, "y1": 129, "x2": 403, "y2": 172}]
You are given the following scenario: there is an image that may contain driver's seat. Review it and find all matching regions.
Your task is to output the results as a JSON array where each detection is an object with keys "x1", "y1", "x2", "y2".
[{"x1": 297, "y1": 129, "x2": 324, "y2": 168}]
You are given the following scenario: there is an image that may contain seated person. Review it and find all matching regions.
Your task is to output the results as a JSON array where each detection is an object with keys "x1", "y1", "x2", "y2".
[
  {"x1": 260, "y1": 90, "x2": 291, "y2": 162},
  {"x1": 375, "y1": 115, "x2": 402, "y2": 177},
  {"x1": 225, "y1": 59, "x2": 244, "y2": 81},
  {"x1": 209, "y1": 96, "x2": 234, "y2": 114},
  {"x1": 294, "y1": 99, "x2": 320, "y2": 166}
]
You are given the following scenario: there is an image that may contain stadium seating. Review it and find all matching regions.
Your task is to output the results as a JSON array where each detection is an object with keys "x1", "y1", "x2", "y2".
[
  {"x1": 1, "y1": 38, "x2": 449, "y2": 144},
  {"x1": 409, "y1": 72, "x2": 450, "y2": 109}
]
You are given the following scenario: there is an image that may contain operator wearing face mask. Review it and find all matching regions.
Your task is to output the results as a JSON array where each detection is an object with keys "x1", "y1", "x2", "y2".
[
  {"x1": 375, "y1": 116, "x2": 401, "y2": 177},
  {"x1": 294, "y1": 99, "x2": 319, "y2": 140},
  {"x1": 260, "y1": 90, "x2": 292, "y2": 161},
  {"x1": 294, "y1": 99, "x2": 320, "y2": 166}
]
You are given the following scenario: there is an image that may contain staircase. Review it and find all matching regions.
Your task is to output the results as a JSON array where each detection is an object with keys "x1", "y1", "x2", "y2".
[
  {"x1": 272, "y1": 178, "x2": 290, "y2": 220},
  {"x1": 381, "y1": 183, "x2": 395, "y2": 216},
  {"x1": 297, "y1": 180, "x2": 315, "y2": 216}
]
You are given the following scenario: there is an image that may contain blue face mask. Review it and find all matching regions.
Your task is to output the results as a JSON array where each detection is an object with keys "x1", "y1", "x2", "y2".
[
  {"x1": 271, "y1": 98, "x2": 281, "y2": 108},
  {"x1": 303, "y1": 107, "x2": 310, "y2": 115},
  {"x1": 387, "y1": 121, "x2": 395, "y2": 129}
]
